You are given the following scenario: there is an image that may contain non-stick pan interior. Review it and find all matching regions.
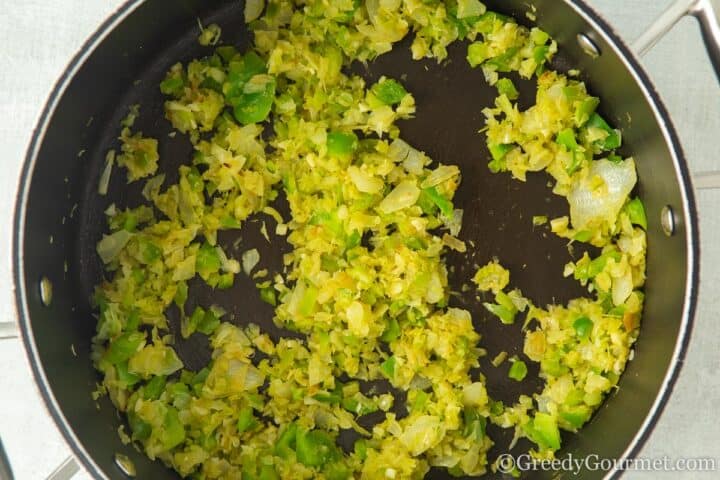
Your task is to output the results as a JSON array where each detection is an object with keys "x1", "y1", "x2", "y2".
[{"x1": 18, "y1": 0, "x2": 696, "y2": 478}]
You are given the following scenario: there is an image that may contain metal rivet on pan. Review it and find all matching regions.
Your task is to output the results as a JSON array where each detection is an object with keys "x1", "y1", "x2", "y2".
[
  {"x1": 577, "y1": 33, "x2": 601, "y2": 58},
  {"x1": 661, "y1": 205, "x2": 676, "y2": 236},
  {"x1": 115, "y1": 453, "x2": 137, "y2": 477},
  {"x1": 39, "y1": 276, "x2": 53, "y2": 307}
]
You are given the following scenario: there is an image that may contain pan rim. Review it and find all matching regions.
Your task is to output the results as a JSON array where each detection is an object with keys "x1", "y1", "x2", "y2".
[
  {"x1": 565, "y1": 1, "x2": 700, "y2": 477},
  {"x1": 11, "y1": 1, "x2": 700, "y2": 479},
  {"x1": 12, "y1": 1, "x2": 150, "y2": 478}
]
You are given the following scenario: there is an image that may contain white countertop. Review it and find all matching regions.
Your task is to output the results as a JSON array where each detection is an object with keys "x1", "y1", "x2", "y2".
[{"x1": 1, "y1": 1, "x2": 718, "y2": 478}]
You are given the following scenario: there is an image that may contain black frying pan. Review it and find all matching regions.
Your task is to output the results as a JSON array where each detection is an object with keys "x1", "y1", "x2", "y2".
[{"x1": 10, "y1": 0, "x2": 714, "y2": 478}]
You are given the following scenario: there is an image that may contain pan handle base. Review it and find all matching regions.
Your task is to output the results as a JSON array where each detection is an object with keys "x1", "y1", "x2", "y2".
[{"x1": 633, "y1": 0, "x2": 720, "y2": 81}]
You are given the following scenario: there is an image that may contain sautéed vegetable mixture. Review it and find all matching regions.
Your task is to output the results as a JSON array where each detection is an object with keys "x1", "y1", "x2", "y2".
[{"x1": 91, "y1": 1, "x2": 647, "y2": 478}]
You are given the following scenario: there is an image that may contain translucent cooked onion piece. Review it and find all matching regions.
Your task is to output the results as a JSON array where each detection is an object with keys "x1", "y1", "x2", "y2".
[
  {"x1": 244, "y1": 0, "x2": 264, "y2": 23},
  {"x1": 377, "y1": 180, "x2": 421, "y2": 214},
  {"x1": 420, "y1": 165, "x2": 460, "y2": 189},
  {"x1": 97, "y1": 230, "x2": 133, "y2": 264},
  {"x1": 241, "y1": 248, "x2": 260, "y2": 275},
  {"x1": 399, "y1": 415, "x2": 444, "y2": 456},
  {"x1": 568, "y1": 157, "x2": 637, "y2": 232}
]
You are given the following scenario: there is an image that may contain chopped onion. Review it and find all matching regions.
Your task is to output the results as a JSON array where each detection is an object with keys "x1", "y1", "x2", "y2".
[
  {"x1": 377, "y1": 180, "x2": 420, "y2": 214},
  {"x1": 98, "y1": 150, "x2": 115, "y2": 196},
  {"x1": 408, "y1": 375, "x2": 432, "y2": 390},
  {"x1": 420, "y1": 165, "x2": 460, "y2": 189},
  {"x1": 216, "y1": 246, "x2": 241, "y2": 274},
  {"x1": 244, "y1": 0, "x2": 265, "y2": 23},
  {"x1": 348, "y1": 166, "x2": 384, "y2": 194},
  {"x1": 241, "y1": 248, "x2": 260, "y2": 275},
  {"x1": 388, "y1": 138, "x2": 411, "y2": 162},
  {"x1": 399, "y1": 415, "x2": 444, "y2": 456},
  {"x1": 141, "y1": 174, "x2": 165, "y2": 201},
  {"x1": 97, "y1": 230, "x2": 133, "y2": 264},
  {"x1": 445, "y1": 209, "x2": 464, "y2": 237},
  {"x1": 442, "y1": 233, "x2": 466, "y2": 252},
  {"x1": 568, "y1": 158, "x2": 637, "y2": 231},
  {"x1": 243, "y1": 74, "x2": 274, "y2": 94},
  {"x1": 612, "y1": 270, "x2": 633, "y2": 306},
  {"x1": 346, "y1": 301, "x2": 369, "y2": 337},
  {"x1": 403, "y1": 147, "x2": 426, "y2": 175},
  {"x1": 462, "y1": 382, "x2": 488, "y2": 407}
]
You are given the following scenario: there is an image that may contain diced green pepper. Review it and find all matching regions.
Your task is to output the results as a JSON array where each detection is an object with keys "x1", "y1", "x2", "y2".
[
  {"x1": 160, "y1": 76, "x2": 185, "y2": 97},
  {"x1": 116, "y1": 361, "x2": 141, "y2": 386},
  {"x1": 565, "y1": 388, "x2": 585, "y2": 406},
  {"x1": 463, "y1": 408, "x2": 487, "y2": 441},
  {"x1": 298, "y1": 284, "x2": 318, "y2": 316},
  {"x1": 124, "y1": 310, "x2": 141, "y2": 331},
  {"x1": 128, "y1": 411, "x2": 151, "y2": 441},
  {"x1": 224, "y1": 52, "x2": 267, "y2": 100},
  {"x1": 186, "y1": 168, "x2": 204, "y2": 192},
  {"x1": 405, "y1": 237, "x2": 426, "y2": 251},
  {"x1": 559, "y1": 405, "x2": 592, "y2": 430},
  {"x1": 274, "y1": 423, "x2": 297, "y2": 458},
  {"x1": 483, "y1": 291, "x2": 518, "y2": 324},
  {"x1": 531, "y1": 28, "x2": 550, "y2": 45},
  {"x1": 573, "y1": 230, "x2": 592, "y2": 242},
  {"x1": 540, "y1": 352, "x2": 569, "y2": 376},
  {"x1": 190, "y1": 368, "x2": 210, "y2": 396},
  {"x1": 556, "y1": 128, "x2": 578, "y2": 151},
  {"x1": 237, "y1": 406, "x2": 258, "y2": 433},
  {"x1": 496, "y1": 78, "x2": 519, "y2": 100},
  {"x1": 105, "y1": 332, "x2": 145, "y2": 364},
  {"x1": 216, "y1": 272, "x2": 234, "y2": 289},
  {"x1": 143, "y1": 375, "x2": 167, "y2": 400},
  {"x1": 476, "y1": 11, "x2": 512, "y2": 34},
  {"x1": 421, "y1": 187, "x2": 454, "y2": 217},
  {"x1": 296, "y1": 429, "x2": 340, "y2": 467},
  {"x1": 354, "y1": 439, "x2": 368, "y2": 461},
  {"x1": 137, "y1": 238, "x2": 162, "y2": 264},
  {"x1": 323, "y1": 462, "x2": 351, "y2": 480},
  {"x1": 380, "y1": 317, "x2": 401, "y2": 343},
  {"x1": 341, "y1": 395, "x2": 378, "y2": 416},
  {"x1": 196, "y1": 242, "x2": 221, "y2": 279},
  {"x1": 525, "y1": 412, "x2": 561, "y2": 450},
  {"x1": 345, "y1": 230, "x2": 362, "y2": 250},
  {"x1": 380, "y1": 356, "x2": 396, "y2": 379},
  {"x1": 232, "y1": 75, "x2": 277, "y2": 125},
  {"x1": 587, "y1": 113, "x2": 621, "y2": 150},
  {"x1": 488, "y1": 143, "x2": 514, "y2": 173},
  {"x1": 313, "y1": 391, "x2": 342, "y2": 404},
  {"x1": 161, "y1": 407, "x2": 186, "y2": 450},
  {"x1": 410, "y1": 390, "x2": 429, "y2": 413},
  {"x1": 215, "y1": 45, "x2": 238, "y2": 63},
  {"x1": 467, "y1": 42, "x2": 489, "y2": 67},
  {"x1": 182, "y1": 306, "x2": 205, "y2": 338},
  {"x1": 372, "y1": 79, "x2": 408, "y2": 105},
  {"x1": 508, "y1": 360, "x2": 528, "y2": 381},
  {"x1": 626, "y1": 197, "x2": 647, "y2": 229},
  {"x1": 483, "y1": 302, "x2": 515, "y2": 324},
  {"x1": 196, "y1": 308, "x2": 221, "y2": 335},
  {"x1": 533, "y1": 45, "x2": 549, "y2": 65},
  {"x1": 575, "y1": 97, "x2": 599, "y2": 126},
  {"x1": 327, "y1": 131, "x2": 358, "y2": 158},
  {"x1": 573, "y1": 316, "x2": 593, "y2": 340},
  {"x1": 259, "y1": 286, "x2": 277, "y2": 306},
  {"x1": 487, "y1": 46, "x2": 519, "y2": 72},
  {"x1": 174, "y1": 281, "x2": 188, "y2": 309},
  {"x1": 258, "y1": 465, "x2": 280, "y2": 480},
  {"x1": 167, "y1": 382, "x2": 191, "y2": 407},
  {"x1": 309, "y1": 211, "x2": 344, "y2": 237},
  {"x1": 282, "y1": 171, "x2": 297, "y2": 194}
]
